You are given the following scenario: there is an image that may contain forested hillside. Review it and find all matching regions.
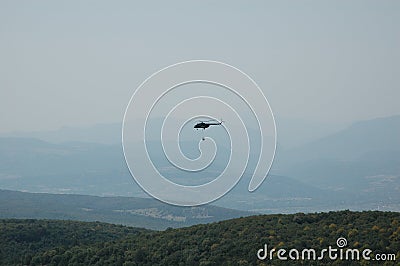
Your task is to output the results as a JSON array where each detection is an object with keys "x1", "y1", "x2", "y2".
[
  {"x1": 1, "y1": 211, "x2": 399, "y2": 265},
  {"x1": 0, "y1": 219, "x2": 147, "y2": 265}
]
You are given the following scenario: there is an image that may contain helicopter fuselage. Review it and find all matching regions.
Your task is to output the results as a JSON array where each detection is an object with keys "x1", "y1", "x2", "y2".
[{"x1": 194, "y1": 122, "x2": 221, "y2": 130}]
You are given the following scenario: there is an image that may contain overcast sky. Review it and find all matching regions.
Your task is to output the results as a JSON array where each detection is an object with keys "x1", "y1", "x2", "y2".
[{"x1": 1, "y1": 1, "x2": 399, "y2": 133}]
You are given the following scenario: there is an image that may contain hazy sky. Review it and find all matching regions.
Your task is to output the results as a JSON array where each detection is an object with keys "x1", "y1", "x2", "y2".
[{"x1": 1, "y1": 1, "x2": 399, "y2": 133}]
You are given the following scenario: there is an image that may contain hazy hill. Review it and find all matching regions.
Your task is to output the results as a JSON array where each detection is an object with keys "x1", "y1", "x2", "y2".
[
  {"x1": 1, "y1": 211, "x2": 398, "y2": 265},
  {"x1": 1, "y1": 115, "x2": 399, "y2": 213},
  {"x1": 0, "y1": 117, "x2": 341, "y2": 149},
  {"x1": 0, "y1": 137, "x2": 337, "y2": 213},
  {"x1": 273, "y1": 115, "x2": 400, "y2": 197},
  {"x1": 0, "y1": 190, "x2": 250, "y2": 230},
  {"x1": 0, "y1": 137, "x2": 137, "y2": 196},
  {"x1": 278, "y1": 115, "x2": 400, "y2": 162},
  {"x1": 0, "y1": 123, "x2": 122, "y2": 145}
]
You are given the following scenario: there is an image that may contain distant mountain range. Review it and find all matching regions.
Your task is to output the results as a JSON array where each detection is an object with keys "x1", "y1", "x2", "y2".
[
  {"x1": 0, "y1": 123, "x2": 122, "y2": 145},
  {"x1": 0, "y1": 115, "x2": 399, "y2": 214},
  {"x1": 278, "y1": 115, "x2": 400, "y2": 162},
  {"x1": 273, "y1": 115, "x2": 400, "y2": 194},
  {"x1": 0, "y1": 116, "x2": 343, "y2": 149},
  {"x1": 0, "y1": 190, "x2": 250, "y2": 230}
]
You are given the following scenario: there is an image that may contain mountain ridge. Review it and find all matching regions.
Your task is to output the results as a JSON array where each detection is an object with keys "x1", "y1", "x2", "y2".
[{"x1": 0, "y1": 189, "x2": 251, "y2": 230}]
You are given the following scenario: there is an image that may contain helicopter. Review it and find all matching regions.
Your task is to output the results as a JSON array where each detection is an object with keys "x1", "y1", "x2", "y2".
[{"x1": 194, "y1": 119, "x2": 223, "y2": 130}]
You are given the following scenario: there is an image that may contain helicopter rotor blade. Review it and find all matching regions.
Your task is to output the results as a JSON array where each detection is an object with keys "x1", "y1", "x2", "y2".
[{"x1": 197, "y1": 119, "x2": 216, "y2": 123}]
